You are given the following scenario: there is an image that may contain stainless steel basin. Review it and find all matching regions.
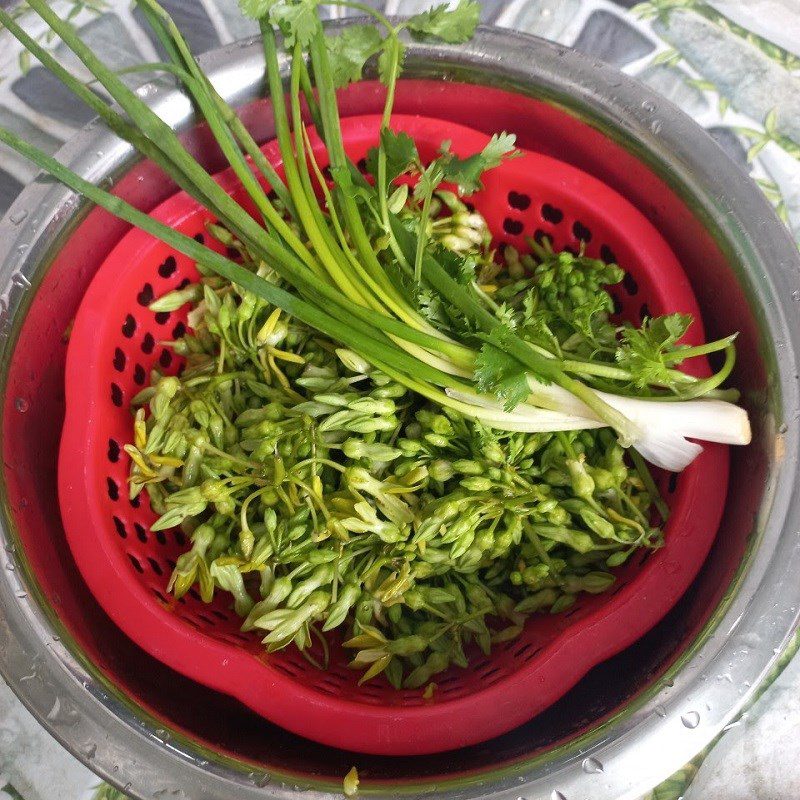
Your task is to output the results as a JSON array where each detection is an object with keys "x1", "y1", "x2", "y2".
[{"x1": 0, "y1": 23, "x2": 799, "y2": 800}]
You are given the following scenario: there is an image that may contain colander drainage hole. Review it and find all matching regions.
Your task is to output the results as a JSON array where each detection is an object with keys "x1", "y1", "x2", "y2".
[
  {"x1": 128, "y1": 554, "x2": 144, "y2": 574},
  {"x1": 134, "y1": 522, "x2": 147, "y2": 543},
  {"x1": 106, "y1": 478, "x2": 119, "y2": 501},
  {"x1": 147, "y1": 557, "x2": 163, "y2": 576},
  {"x1": 533, "y1": 229, "x2": 550, "y2": 246},
  {"x1": 112, "y1": 516, "x2": 127, "y2": 538},
  {"x1": 188, "y1": 587, "x2": 202, "y2": 602},
  {"x1": 122, "y1": 314, "x2": 137, "y2": 338},
  {"x1": 150, "y1": 587, "x2": 168, "y2": 603},
  {"x1": 177, "y1": 277, "x2": 191, "y2": 290},
  {"x1": 513, "y1": 642, "x2": 533, "y2": 658},
  {"x1": 572, "y1": 221, "x2": 591, "y2": 242},
  {"x1": 502, "y1": 218, "x2": 524, "y2": 236},
  {"x1": 172, "y1": 321, "x2": 186, "y2": 339},
  {"x1": 110, "y1": 383, "x2": 123, "y2": 407},
  {"x1": 193, "y1": 233, "x2": 204, "y2": 245},
  {"x1": 622, "y1": 272, "x2": 638, "y2": 296},
  {"x1": 155, "y1": 530, "x2": 167, "y2": 546},
  {"x1": 130, "y1": 494, "x2": 141, "y2": 509},
  {"x1": 141, "y1": 332, "x2": 155, "y2": 354},
  {"x1": 107, "y1": 438, "x2": 120, "y2": 463},
  {"x1": 173, "y1": 529, "x2": 186, "y2": 546},
  {"x1": 610, "y1": 293, "x2": 622, "y2": 315},
  {"x1": 668, "y1": 472, "x2": 679, "y2": 493},
  {"x1": 541, "y1": 203, "x2": 564, "y2": 224},
  {"x1": 159, "y1": 349, "x2": 173, "y2": 368},
  {"x1": 158, "y1": 255, "x2": 177, "y2": 278},
  {"x1": 113, "y1": 347, "x2": 126, "y2": 372},
  {"x1": 507, "y1": 190, "x2": 531, "y2": 211},
  {"x1": 356, "y1": 157, "x2": 367, "y2": 173},
  {"x1": 154, "y1": 311, "x2": 170, "y2": 325},
  {"x1": 639, "y1": 303, "x2": 651, "y2": 322},
  {"x1": 133, "y1": 364, "x2": 146, "y2": 386},
  {"x1": 137, "y1": 283, "x2": 155, "y2": 307},
  {"x1": 600, "y1": 244, "x2": 616, "y2": 264},
  {"x1": 211, "y1": 609, "x2": 228, "y2": 621}
]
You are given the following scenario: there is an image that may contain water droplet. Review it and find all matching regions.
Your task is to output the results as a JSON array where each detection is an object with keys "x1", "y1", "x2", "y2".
[
  {"x1": 15, "y1": 590, "x2": 27, "y2": 599},
  {"x1": 650, "y1": 119, "x2": 662, "y2": 134},
  {"x1": 717, "y1": 673, "x2": 733, "y2": 683},
  {"x1": 641, "y1": 100, "x2": 656, "y2": 113},
  {"x1": 82, "y1": 742, "x2": 97, "y2": 759},
  {"x1": 582, "y1": 757, "x2": 604, "y2": 774},
  {"x1": 16, "y1": 244, "x2": 28, "y2": 254},
  {"x1": 154, "y1": 727, "x2": 171, "y2": 741},
  {"x1": 52, "y1": 634, "x2": 60, "y2": 642},
  {"x1": 9, "y1": 209, "x2": 28, "y2": 225},
  {"x1": 551, "y1": 791, "x2": 568, "y2": 800},
  {"x1": 123, "y1": 784, "x2": 132, "y2": 793},
  {"x1": 681, "y1": 711, "x2": 700, "y2": 729},
  {"x1": 137, "y1": 175, "x2": 145, "y2": 183},
  {"x1": 15, "y1": 397, "x2": 29, "y2": 413},
  {"x1": 95, "y1": 151, "x2": 104, "y2": 158},
  {"x1": 5, "y1": 561, "x2": 14, "y2": 571},
  {"x1": 655, "y1": 704, "x2": 667, "y2": 718},
  {"x1": 99, "y1": 177, "x2": 114, "y2": 190}
]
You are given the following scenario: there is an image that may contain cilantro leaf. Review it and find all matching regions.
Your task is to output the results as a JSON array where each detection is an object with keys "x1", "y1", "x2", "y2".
[
  {"x1": 270, "y1": 0, "x2": 320, "y2": 48},
  {"x1": 326, "y1": 25, "x2": 384, "y2": 88},
  {"x1": 407, "y1": 0, "x2": 481, "y2": 44},
  {"x1": 615, "y1": 313, "x2": 692, "y2": 389},
  {"x1": 431, "y1": 242, "x2": 476, "y2": 285},
  {"x1": 474, "y1": 340, "x2": 531, "y2": 411},
  {"x1": 365, "y1": 128, "x2": 418, "y2": 183},
  {"x1": 413, "y1": 159, "x2": 445, "y2": 201},
  {"x1": 440, "y1": 132, "x2": 520, "y2": 195},
  {"x1": 239, "y1": 0, "x2": 280, "y2": 18}
]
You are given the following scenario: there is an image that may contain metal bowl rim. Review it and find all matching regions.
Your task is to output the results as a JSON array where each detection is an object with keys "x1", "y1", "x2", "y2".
[{"x1": 0, "y1": 22, "x2": 798, "y2": 800}]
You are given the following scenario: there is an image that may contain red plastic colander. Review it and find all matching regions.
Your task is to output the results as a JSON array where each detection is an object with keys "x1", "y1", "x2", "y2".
[{"x1": 58, "y1": 114, "x2": 728, "y2": 755}]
